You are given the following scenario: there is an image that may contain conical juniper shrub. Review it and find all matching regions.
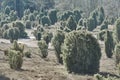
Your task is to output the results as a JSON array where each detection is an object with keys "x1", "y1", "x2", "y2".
[
  {"x1": 114, "y1": 43, "x2": 120, "y2": 65},
  {"x1": 52, "y1": 30, "x2": 65, "y2": 64},
  {"x1": 104, "y1": 30, "x2": 114, "y2": 58},
  {"x1": 62, "y1": 31, "x2": 101, "y2": 74}
]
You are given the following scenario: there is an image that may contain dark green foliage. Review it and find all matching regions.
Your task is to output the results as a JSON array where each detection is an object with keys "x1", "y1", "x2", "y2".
[
  {"x1": 97, "y1": 7, "x2": 105, "y2": 25},
  {"x1": 9, "y1": 10, "x2": 18, "y2": 21},
  {"x1": 73, "y1": 9, "x2": 82, "y2": 23},
  {"x1": 78, "y1": 18, "x2": 83, "y2": 26},
  {"x1": 3, "y1": 30, "x2": 9, "y2": 39},
  {"x1": 15, "y1": 0, "x2": 24, "y2": 18},
  {"x1": 60, "y1": 11, "x2": 73, "y2": 21},
  {"x1": 40, "y1": 16, "x2": 51, "y2": 26},
  {"x1": 7, "y1": 27, "x2": 20, "y2": 43},
  {"x1": 33, "y1": 26, "x2": 44, "y2": 40},
  {"x1": 114, "y1": 18, "x2": 120, "y2": 43},
  {"x1": 42, "y1": 32, "x2": 53, "y2": 44},
  {"x1": 52, "y1": 30, "x2": 65, "y2": 64},
  {"x1": 0, "y1": 20, "x2": 8, "y2": 27},
  {"x1": 108, "y1": 17, "x2": 115, "y2": 25},
  {"x1": 100, "y1": 19, "x2": 108, "y2": 30},
  {"x1": 49, "y1": 9, "x2": 57, "y2": 25},
  {"x1": 8, "y1": 50, "x2": 23, "y2": 70},
  {"x1": 37, "y1": 32, "x2": 41, "y2": 41},
  {"x1": 62, "y1": 31, "x2": 101, "y2": 74},
  {"x1": 105, "y1": 30, "x2": 114, "y2": 58},
  {"x1": 97, "y1": 30, "x2": 106, "y2": 41},
  {"x1": 114, "y1": 43, "x2": 120, "y2": 65},
  {"x1": 13, "y1": 21, "x2": 27, "y2": 38},
  {"x1": 90, "y1": 10, "x2": 98, "y2": 27},
  {"x1": 87, "y1": 17, "x2": 96, "y2": 31},
  {"x1": 38, "y1": 40, "x2": 48, "y2": 58},
  {"x1": 5, "y1": 6, "x2": 11, "y2": 15},
  {"x1": 66, "y1": 15, "x2": 77, "y2": 30},
  {"x1": 33, "y1": 11, "x2": 39, "y2": 17},
  {"x1": 25, "y1": 20, "x2": 31, "y2": 29},
  {"x1": 1, "y1": 24, "x2": 9, "y2": 34},
  {"x1": 29, "y1": 13, "x2": 35, "y2": 21}
]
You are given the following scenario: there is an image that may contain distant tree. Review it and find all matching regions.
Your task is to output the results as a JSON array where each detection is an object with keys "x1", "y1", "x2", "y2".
[
  {"x1": 15, "y1": 0, "x2": 24, "y2": 18},
  {"x1": 25, "y1": 20, "x2": 31, "y2": 29},
  {"x1": 78, "y1": 18, "x2": 83, "y2": 26},
  {"x1": 90, "y1": 10, "x2": 98, "y2": 28},
  {"x1": 40, "y1": 16, "x2": 51, "y2": 26},
  {"x1": 9, "y1": 10, "x2": 18, "y2": 21},
  {"x1": 7, "y1": 27, "x2": 20, "y2": 43},
  {"x1": 100, "y1": 18, "x2": 108, "y2": 30},
  {"x1": 29, "y1": 13, "x2": 35, "y2": 21},
  {"x1": 66, "y1": 15, "x2": 77, "y2": 30},
  {"x1": 60, "y1": 11, "x2": 73, "y2": 21},
  {"x1": 5, "y1": 6, "x2": 11, "y2": 15},
  {"x1": 73, "y1": 9, "x2": 82, "y2": 23},
  {"x1": 49, "y1": 9, "x2": 57, "y2": 25},
  {"x1": 105, "y1": 30, "x2": 114, "y2": 58},
  {"x1": 38, "y1": 40, "x2": 48, "y2": 58},
  {"x1": 87, "y1": 17, "x2": 96, "y2": 31},
  {"x1": 97, "y1": 7, "x2": 105, "y2": 25},
  {"x1": 52, "y1": 30, "x2": 65, "y2": 64},
  {"x1": 13, "y1": 21, "x2": 27, "y2": 38}
]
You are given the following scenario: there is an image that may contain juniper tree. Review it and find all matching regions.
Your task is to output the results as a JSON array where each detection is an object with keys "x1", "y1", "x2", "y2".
[
  {"x1": 105, "y1": 30, "x2": 114, "y2": 58},
  {"x1": 49, "y1": 9, "x2": 57, "y2": 25},
  {"x1": 52, "y1": 30, "x2": 65, "y2": 64},
  {"x1": 66, "y1": 15, "x2": 77, "y2": 31},
  {"x1": 62, "y1": 31, "x2": 101, "y2": 74}
]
